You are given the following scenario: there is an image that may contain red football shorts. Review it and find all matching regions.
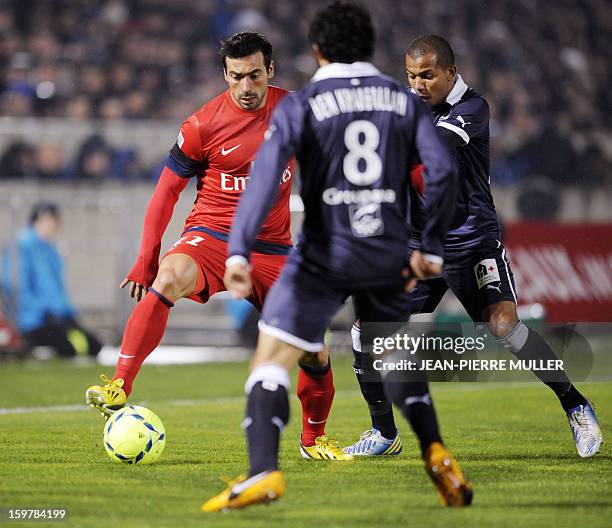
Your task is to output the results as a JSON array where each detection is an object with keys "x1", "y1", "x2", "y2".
[{"x1": 164, "y1": 232, "x2": 287, "y2": 311}]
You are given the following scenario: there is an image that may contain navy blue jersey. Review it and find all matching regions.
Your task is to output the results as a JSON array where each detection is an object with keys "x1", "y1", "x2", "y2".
[
  {"x1": 229, "y1": 62, "x2": 457, "y2": 287},
  {"x1": 410, "y1": 75, "x2": 501, "y2": 256}
]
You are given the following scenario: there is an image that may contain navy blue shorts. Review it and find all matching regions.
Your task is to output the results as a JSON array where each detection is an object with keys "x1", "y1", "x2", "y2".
[
  {"x1": 260, "y1": 256, "x2": 413, "y2": 352},
  {"x1": 409, "y1": 239, "x2": 517, "y2": 321}
]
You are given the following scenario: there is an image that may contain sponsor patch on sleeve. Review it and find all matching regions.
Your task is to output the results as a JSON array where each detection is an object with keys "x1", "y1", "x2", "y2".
[{"x1": 474, "y1": 259, "x2": 501, "y2": 289}]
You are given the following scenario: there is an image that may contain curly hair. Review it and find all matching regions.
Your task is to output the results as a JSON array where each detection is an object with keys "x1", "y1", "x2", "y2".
[
  {"x1": 220, "y1": 32, "x2": 273, "y2": 71},
  {"x1": 308, "y1": 1, "x2": 375, "y2": 64},
  {"x1": 406, "y1": 35, "x2": 455, "y2": 69}
]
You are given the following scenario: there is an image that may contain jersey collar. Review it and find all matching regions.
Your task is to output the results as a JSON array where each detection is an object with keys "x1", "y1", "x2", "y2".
[
  {"x1": 311, "y1": 61, "x2": 381, "y2": 82},
  {"x1": 445, "y1": 74, "x2": 469, "y2": 105}
]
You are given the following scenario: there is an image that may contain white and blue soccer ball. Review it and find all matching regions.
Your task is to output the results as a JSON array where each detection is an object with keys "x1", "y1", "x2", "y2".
[{"x1": 103, "y1": 405, "x2": 166, "y2": 464}]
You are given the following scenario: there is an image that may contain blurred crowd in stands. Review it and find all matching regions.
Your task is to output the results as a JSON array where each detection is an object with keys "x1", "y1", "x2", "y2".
[
  {"x1": 0, "y1": 134, "x2": 147, "y2": 181},
  {"x1": 0, "y1": 0, "x2": 610, "y2": 187}
]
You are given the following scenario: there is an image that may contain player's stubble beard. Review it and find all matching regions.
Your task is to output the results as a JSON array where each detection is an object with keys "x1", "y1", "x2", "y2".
[{"x1": 238, "y1": 89, "x2": 265, "y2": 110}]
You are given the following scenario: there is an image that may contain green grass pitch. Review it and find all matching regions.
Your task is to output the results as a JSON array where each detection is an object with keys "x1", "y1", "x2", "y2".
[{"x1": 1, "y1": 356, "x2": 610, "y2": 528}]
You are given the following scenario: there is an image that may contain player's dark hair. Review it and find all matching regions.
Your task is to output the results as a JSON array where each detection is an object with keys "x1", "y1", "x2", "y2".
[
  {"x1": 220, "y1": 32, "x2": 273, "y2": 71},
  {"x1": 29, "y1": 201, "x2": 59, "y2": 224},
  {"x1": 308, "y1": 1, "x2": 375, "y2": 64},
  {"x1": 406, "y1": 35, "x2": 455, "y2": 69}
]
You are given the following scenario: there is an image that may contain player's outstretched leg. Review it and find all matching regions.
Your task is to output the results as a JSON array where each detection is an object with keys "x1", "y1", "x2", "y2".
[
  {"x1": 384, "y1": 377, "x2": 473, "y2": 507},
  {"x1": 343, "y1": 324, "x2": 402, "y2": 456},
  {"x1": 297, "y1": 351, "x2": 351, "y2": 460},
  {"x1": 491, "y1": 304, "x2": 603, "y2": 457},
  {"x1": 202, "y1": 333, "x2": 301, "y2": 512},
  {"x1": 86, "y1": 254, "x2": 198, "y2": 417},
  {"x1": 85, "y1": 288, "x2": 172, "y2": 416}
]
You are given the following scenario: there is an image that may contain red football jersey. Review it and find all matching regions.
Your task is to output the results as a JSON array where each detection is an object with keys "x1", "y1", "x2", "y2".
[{"x1": 176, "y1": 85, "x2": 293, "y2": 245}]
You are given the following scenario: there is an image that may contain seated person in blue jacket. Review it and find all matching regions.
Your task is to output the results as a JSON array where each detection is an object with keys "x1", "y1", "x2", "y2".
[{"x1": 7, "y1": 201, "x2": 102, "y2": 358}]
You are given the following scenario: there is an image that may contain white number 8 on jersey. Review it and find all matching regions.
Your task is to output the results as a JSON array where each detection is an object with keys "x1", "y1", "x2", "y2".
[{"x1": 343, "y1": 120, "x2": 382, "y2": 186}]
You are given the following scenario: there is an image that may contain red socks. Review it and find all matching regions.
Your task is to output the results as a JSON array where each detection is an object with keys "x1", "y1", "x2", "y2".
[
  {"x1": 113, "y1": 289, "x2": 173, "y2": 396},
  {"x1": 297, "y1": 362, "x2": 335, "y2": 446}
]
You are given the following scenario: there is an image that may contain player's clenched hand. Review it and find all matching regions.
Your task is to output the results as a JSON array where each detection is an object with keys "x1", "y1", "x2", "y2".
[
  {"x1": 403, "y1": 250, "x2": 443, "y2": 292},
  {"x1": 224, "y1": 263, "x2": 252, "y2": 299},
  {"x1": 120, "y1": 278, "x2": 147, "y2": 302}
]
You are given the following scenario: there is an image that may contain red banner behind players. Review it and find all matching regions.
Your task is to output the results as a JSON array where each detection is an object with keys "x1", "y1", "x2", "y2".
[{"x1": 504, "y1": 223, "x2": 612, "y2": 322}]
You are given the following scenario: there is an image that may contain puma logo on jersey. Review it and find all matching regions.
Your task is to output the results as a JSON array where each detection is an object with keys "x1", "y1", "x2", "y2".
[
  {"x1": 456, "y1": 115, "x2": 471, "y2": 128},
  {"x1": 221, "y1": 144, "x2": 241, "y2": 156},
  {"x1": 487, "y1": 283, "x2": 502, "y2": 293}
]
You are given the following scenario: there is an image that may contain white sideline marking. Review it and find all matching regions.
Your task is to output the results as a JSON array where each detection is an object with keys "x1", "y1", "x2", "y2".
[
  {"x1": 0, "y1": 404, "x2": 89, "y2": 415},
  {"x1": 0, "y1": 383, "x2": 545, "y2": 416},
  {"x1": 97, "y1": 345, "x2": 251, "y2": 366}
]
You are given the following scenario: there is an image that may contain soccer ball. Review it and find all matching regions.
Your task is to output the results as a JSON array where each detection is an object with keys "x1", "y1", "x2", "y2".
[{"x1": 103, "y1": 405, "x2": 166, "y2": 464}]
